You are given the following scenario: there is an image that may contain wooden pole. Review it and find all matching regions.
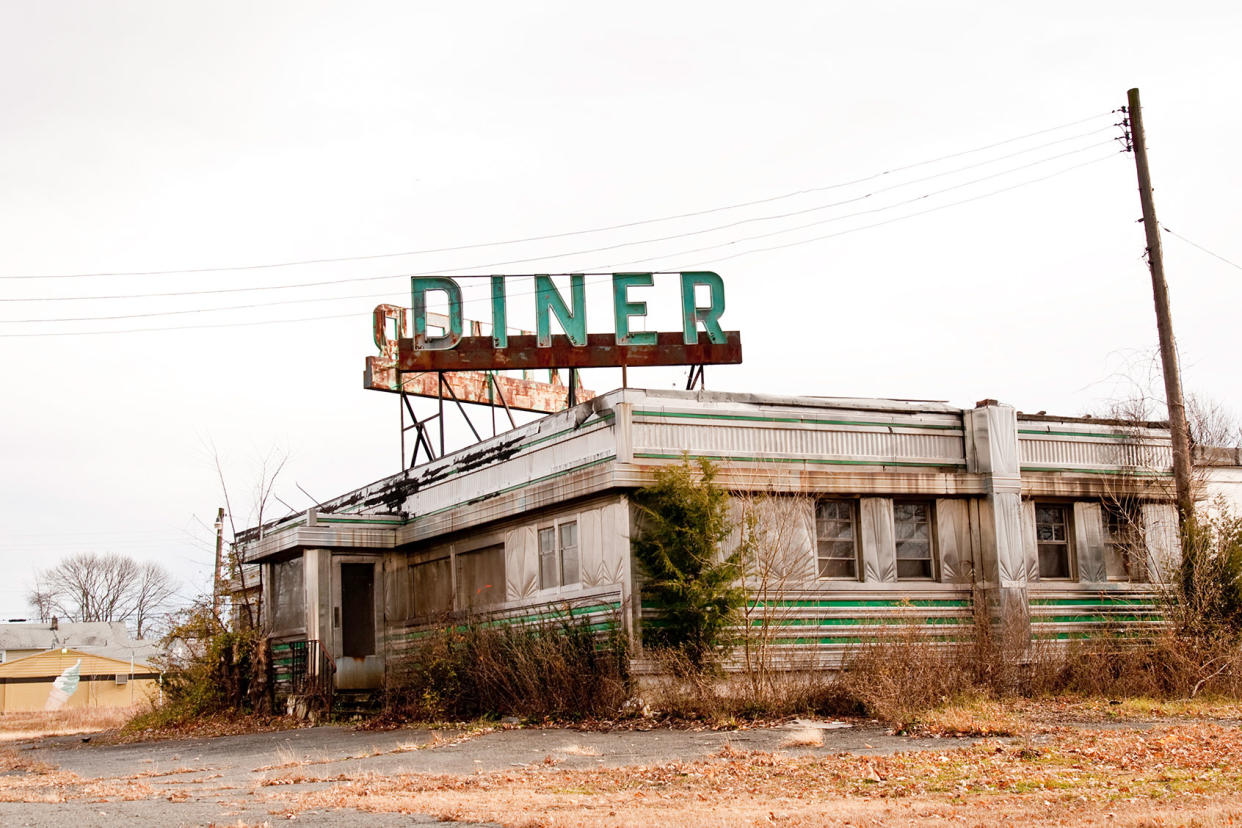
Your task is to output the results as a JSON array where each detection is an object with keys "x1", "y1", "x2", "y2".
[
  {"x1": 213, "y1": 506, "x2": 225, "y2": 616},
  {"x1": 1127, "y1": 87, "x2": 1194, "y2": 523}
]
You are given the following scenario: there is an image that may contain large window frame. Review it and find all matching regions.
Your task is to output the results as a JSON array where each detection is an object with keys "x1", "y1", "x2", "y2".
[
  {"x1": 815, "y1": 499, "x2": 859, "y2": 580},
  {"x1": 1034, "y1": 502, "x2": 1075, "y2": 580},
  {"x1": 538, "y1": 519, "x2": 580, "y2": 590},
  {"x1": 1103, "y1": 499, "x2": 1147, "y2": 582},
  {"x1": 893, "y1": 500, "x2": 937, "y2": 580}
]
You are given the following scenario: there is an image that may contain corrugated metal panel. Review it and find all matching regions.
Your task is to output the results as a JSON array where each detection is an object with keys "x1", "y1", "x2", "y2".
[
  {"x1": 1018, "y1": 420, "x2": 1172, "y2": 473},
  {"x1": 630, "y1": 401, "x2": 966, "y2": 469},
  {"x1": 384, "y1": 586, "x2": 625, "y2": 663},
  {"x1": 1028, "y1": 588, "x2": 1163, "y2": 640},
  {"x1": 645, "y1": 587, "x2": 977, "y2": 671}
]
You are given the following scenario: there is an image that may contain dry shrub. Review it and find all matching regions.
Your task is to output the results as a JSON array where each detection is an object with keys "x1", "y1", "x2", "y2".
[
  {"x1": 383, "y1": 610, "x2": 631, "y2": 722},
  {"x1": 642, "y1": 647, "x2": 849, "y2": 721},
  {"x1": 1041, "y1": 632, "x2": 1242, "y2": 700}
]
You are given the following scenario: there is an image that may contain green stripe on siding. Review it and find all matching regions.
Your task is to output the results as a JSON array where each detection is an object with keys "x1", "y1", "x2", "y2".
[
  {"x1": 389, "y1": 601, "x2": 622, "y2": 640},
  {"x1": 1030, "y1": 614, "x2": 1162, "y2": 624},
  {"x1": 633, "y1": 409, "x2": 962, "y2": 431},
  {"x1": 1030, "y1": 598, "x2": 1158, "y2": 607},
  {"x1": 1018, "y1": 429, "x2": 1145, "y2": 441},
  {"x1": 1020, "y1": 466, "x2": 1172, "y2": 477},
  {"x1": 633, "y1": 452, "x2": 964, "y2": 469}
]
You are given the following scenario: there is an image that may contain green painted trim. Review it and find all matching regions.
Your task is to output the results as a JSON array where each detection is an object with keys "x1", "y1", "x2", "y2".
[
  {"x1": 751, "y1": 616, "x2": 971, "y2": 628},
  {"x1": 1018, "y1": 428, "x2": 1147, "y2": 441},
  {"x1": 410, "y1": 455, "x2": 618, "y2": 523},
  {"x1": 319, "y1": 516, "x2": 405, "y2": 526},
  {"x1": 632, "y1": 452, "x2": 965, "y2": 470},
  {"x1": 1030, "y1": 597, "x2": 1157, "y2": 607},
  {"x1": 389, "y1": 601, "x2": 623, "y2": 639},
  {"x1": 1030, "y1": 614, "x2": 1162, "y2": 624},
  {"x1": 768, "y1": 634, "x2": 966, "y2": 646},
  {"x1": 1020, "y1": 466, "x2": 1172, "y2": 477},
  {"x1": 633, "y1": 409, "x2": 962, "y2": 432},
  {"x1": 758, "y1": 598, "x2": 971, "y2": 609},
  {"x1": 520, "y1": 412, "x2": 615, "y2": 451}
]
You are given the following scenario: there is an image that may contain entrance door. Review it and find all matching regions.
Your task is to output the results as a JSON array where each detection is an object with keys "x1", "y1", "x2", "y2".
[{"x1": 335, "y1": 561, "x2": 381, "y2": 689}]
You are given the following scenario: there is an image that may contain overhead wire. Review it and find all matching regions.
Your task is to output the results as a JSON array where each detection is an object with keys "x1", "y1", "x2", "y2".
[
  {"x1": 603, "y1": 152, "x2": 1123, "y2": 270},
  {"x1": 1, "y1": 125, "x2": 1119, "y2": 305},
  {"x1": 0, "y1": 139, "x2": 1121, "y2": 325},
  {"x1": 1161, "y1": 225, "x2": 1242, "y2": 273},
  {"x1": 0, "y1": 110, "x2": 1116, "y2": 282},
  {"x1": 0, "y1": 148, "x2": 1123, "y2": 338}
]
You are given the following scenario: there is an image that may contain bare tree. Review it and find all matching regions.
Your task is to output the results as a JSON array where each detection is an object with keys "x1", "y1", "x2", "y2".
[
  {"x1": 27, "y1": 552, "x2": 178, "y2": 638},
  {"x1": 212, "y1": 444, "x2": 290, "y2": 630}
]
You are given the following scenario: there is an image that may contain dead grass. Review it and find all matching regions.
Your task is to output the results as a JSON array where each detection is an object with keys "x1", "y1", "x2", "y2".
[
  {"x1": 276, "y1": 721, "x2": 1242, "y2": 827},
  {"x1": 110, "y1": 711, "x2": 303, "y2": 744},
  {"x1": 0, "y1": 707, "x2": 137, "y2": 742}
]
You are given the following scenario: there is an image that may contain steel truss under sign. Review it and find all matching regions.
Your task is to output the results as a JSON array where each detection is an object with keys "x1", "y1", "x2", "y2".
[{"x1": 363, "y1": 273, "x2": 743, "y2": 469}]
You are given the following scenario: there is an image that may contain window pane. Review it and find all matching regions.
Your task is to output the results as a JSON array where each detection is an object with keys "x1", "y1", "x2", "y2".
[
  {"x1": 538, "y1": 527, "x2": 558, "y2": 589},
  {"x1": 896, "y1": 559, "x2": 932, "y2": 579},
  {"x1": 560, "y1": 521, "x2": 579, "y2": 586},
  {"x1": 1038, "y1": 544, "x2": 1069, "y2": 579},
  {"x1": 894, "y1": 502, "x2": 934, "y2": 578},
  {"x1": 896, "y1": 540, "x2": 931, "y2": 560},
  {"x1": 818, "y1": 557, "x2": 856, "y2": 579},
  {"x1": 816, "y1": 501, "x2": 856, "y2": 579}
]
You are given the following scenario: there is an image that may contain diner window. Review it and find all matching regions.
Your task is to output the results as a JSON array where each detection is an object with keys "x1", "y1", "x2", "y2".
[
  {"x1": 538, "y1": 520, "x2": 580, "y2": 589},
  {"x1": 270, "y1": 557, "x2": 305, "y2": 631},
  {"x1": 894, "y1": 501, "x2": 935, "y2": 579},
  {"x1": 816, "y1": 500, "x2": 858, "y2": 579},
  {"x1": 1104, "y1": 501, "x2": 1146, "y2": 581},
  {"x1": 1035, "y1": 504, "x2": 1073, "y2": 579}
]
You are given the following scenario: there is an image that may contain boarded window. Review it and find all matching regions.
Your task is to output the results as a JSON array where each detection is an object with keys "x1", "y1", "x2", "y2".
[
  {"x1": 894, "y1": 501, "x2": 935, "y2": 580},
  {"x1": 816, "y1": 500, "x2": 857, "y2": 579},
  {"x1": 270, "y1": 557, "x2": 305, "y2": 632},
  {"x1": 456, "y1": 545, "x2": 505, "y2": 610},
  {"x1": 410, "y1": 557, "x2": 453, "y2": 618},
  {"x1": 1035, "y1": 504, "x2": 1072, "y2": 579}
]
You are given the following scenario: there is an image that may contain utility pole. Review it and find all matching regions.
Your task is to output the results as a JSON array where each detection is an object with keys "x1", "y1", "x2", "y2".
[
  {"x1": 213, "y1": 507, "x2": 225, "y2": 615},
  {"x1": 1126, "y1": 87, "x2": 1194, "y2": 524}
]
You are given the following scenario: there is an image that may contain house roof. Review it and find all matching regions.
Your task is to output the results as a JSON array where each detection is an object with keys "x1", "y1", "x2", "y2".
[
  {"x1": 0, "y1": 646, "x2": 158, "y2": 678},
  {"x1": 0, "y1": 621, "x2": 148, "y2": 653}
]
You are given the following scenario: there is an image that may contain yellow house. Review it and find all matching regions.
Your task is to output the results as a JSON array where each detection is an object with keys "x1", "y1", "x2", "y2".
[{"x1": 0, "y1": 647, "x2": 160, "y2": 712}]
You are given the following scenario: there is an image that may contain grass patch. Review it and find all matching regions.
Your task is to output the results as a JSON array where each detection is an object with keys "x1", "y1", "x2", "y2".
[{"x1": 0, "y1": 707, "x2": 137, "y2": 742}]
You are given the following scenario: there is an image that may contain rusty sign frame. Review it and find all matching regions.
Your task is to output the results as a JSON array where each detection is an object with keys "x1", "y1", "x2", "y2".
[{"x1": 365, "y1": 272, "x2": 743, "y2": 470}]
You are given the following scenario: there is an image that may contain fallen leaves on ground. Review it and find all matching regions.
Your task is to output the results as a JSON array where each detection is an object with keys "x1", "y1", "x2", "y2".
[{"x1": 278, "y1": 722, "x2": 1242, "y2": 827}]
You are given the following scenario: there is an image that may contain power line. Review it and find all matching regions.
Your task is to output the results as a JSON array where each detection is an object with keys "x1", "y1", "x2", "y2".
[
  {"x1": 2, "y1": 126, "x2": 1119, "y2": 305},
  {"x1": 0, "y1": 111, "x2": 1115, "y2": 282},
  {"x1": 1, "y1": 140, "x2": 1118, "y2": 325},
  {"x1": 1161, "y1": 225, "x2": 1242, "y2": 272},
  {"x1": 592, "y1": 146, "x2": 1121, "y2": 271},
  {"x1": 653, "y1": 153, "x2": 1122, "y2": 270},
  {"x1": 0, "y1": 151, "x2": 1119, "y2": 337}
]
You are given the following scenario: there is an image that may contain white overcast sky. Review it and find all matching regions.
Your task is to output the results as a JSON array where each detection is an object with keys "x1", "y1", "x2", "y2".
[{"x1": 2, "y1": 2, "x2": 1240, "y2": 618}]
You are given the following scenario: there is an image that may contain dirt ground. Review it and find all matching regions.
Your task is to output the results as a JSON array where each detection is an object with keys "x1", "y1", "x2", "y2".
[{"x1": 1, "y1": 704, "x2": 1241, "y2": 826}]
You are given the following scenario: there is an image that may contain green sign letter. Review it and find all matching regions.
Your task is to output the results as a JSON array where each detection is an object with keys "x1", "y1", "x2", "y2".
[
  {"x1": 490, "y1": 276, "x2": 508, "y2": 348},
  {"x1": 411, "y1": 276, "x2": 463, "y2": 350},
  {"x1": 535, "y1": 274, "x2": 587, "y2": 347},
  {"x1": 680, "y1": 271, "x2": 726, "y2": 344},
  {"x1": 612, "y1": 273, "x2": 657, "y2": 346}
]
